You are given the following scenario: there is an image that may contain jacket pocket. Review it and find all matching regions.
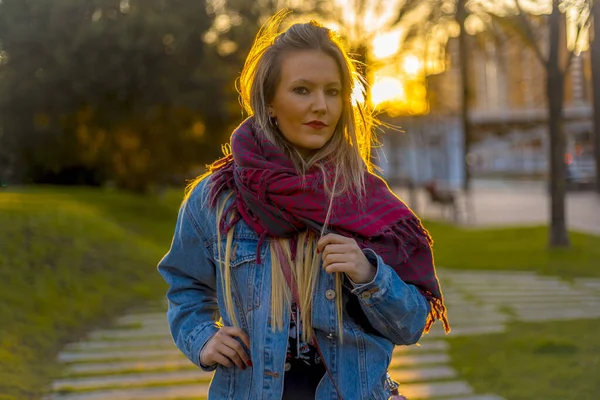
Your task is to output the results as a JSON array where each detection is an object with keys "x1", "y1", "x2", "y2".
[{"x1": 213, "y1": 238, "x2": 267, "y2": 313}]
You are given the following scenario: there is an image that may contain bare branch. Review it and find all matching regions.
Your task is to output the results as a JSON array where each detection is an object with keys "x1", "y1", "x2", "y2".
[
  {"x1": 388, "y1": 0, "x2": 422, "y2": 28},
  {"x1": 514, "y1": 0, "x2": 548, "y2": 66}
]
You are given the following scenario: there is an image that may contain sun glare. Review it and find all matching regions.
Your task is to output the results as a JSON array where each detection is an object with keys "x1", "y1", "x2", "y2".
[
  {"x1": 371, "y1": 76, "x2": 406, "y2": 106},
  {"x1": 351, "y1": 79, "x2": 366, "y2": 105},
  {"x1": 372, "y1": 30, "x2": 403, "y2": 59},
  {"x1": 402, "y1": 55, "x2": 423, "y2": 76}
]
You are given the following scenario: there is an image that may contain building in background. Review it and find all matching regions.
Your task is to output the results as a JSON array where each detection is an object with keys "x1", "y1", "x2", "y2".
[{"x1": 381, "y1": 16, "x2": 595, "y2": 189}]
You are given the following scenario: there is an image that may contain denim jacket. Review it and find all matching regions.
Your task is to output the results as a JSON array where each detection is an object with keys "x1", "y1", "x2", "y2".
[{"x1": 157, "y1": 178, "x2": 430, "y2": 399}]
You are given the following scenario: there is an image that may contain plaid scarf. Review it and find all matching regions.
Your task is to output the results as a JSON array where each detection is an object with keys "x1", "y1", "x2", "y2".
[{"x1": 207, "y1": 117, "x2": 449, "y2": 334}]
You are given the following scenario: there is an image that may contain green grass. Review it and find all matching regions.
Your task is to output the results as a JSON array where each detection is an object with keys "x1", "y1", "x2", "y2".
[
  {"x1": 0, "y1": 185, "x2": 182, "y2": 399},
  {"x1": 447, "y1": 319, "x2": 600, "y2": 400},
  {"x1": 423, "y1": 220, "x2": 600, "y2": 400},
  {"x1": 424, "y1": 221, "x2": 600, "y2": 279}
]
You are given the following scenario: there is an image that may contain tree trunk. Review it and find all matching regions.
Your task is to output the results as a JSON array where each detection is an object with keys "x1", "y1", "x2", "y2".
[
  {"x1": 457, "y1": 0, "x2": 473, "y2": 193},
  {"x1": 547, "y1": 0, "x2": 570, "y2": 248},
  {"x1": 592, "y1": 2, "x2": 600, "y2": 193}
]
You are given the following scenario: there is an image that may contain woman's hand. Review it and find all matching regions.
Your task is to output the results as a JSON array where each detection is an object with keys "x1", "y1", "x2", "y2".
[
  {"x1": 200, "y1": 326, "x2": 252, "y2": 369},
  {"x1": 317, "y1": 233, "x2": 376, "y2": 284}
]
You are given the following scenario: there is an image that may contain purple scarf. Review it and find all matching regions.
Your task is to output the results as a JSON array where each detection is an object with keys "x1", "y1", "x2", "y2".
[{"x1": 207, "y1": 117, "x2": 449, "y2": 333}]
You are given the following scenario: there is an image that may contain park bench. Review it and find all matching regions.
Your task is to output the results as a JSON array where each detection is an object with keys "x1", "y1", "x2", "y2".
[{"x1": 423, "y1": 181, "x2": 459, "y2": 222}]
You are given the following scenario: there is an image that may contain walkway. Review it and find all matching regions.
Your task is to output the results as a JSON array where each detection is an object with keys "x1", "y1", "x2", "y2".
[
  {"x1": 49, "y1": 270, "x2": 600, "y2": 400},
  {"x1": 393, "y1": 180, "x2": 600, "y2": 235}
]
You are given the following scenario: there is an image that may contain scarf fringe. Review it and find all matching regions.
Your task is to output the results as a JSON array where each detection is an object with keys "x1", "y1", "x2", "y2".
[
  {"x1": 424, "y1": 294, "x2": 451, "y2": 334},
  {"x1": 382, "y1": 217, "x2": 450, "y2": 334},
  {"x1": 381, "y1": 215, "x2": 433, "y2": 262}
]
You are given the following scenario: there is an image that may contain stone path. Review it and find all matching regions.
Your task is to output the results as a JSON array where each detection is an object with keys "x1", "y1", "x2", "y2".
[
  {"x1": 393, "y1": 181, "x2": 600, "y2": 235},
  {"x1": 49, "y1": 270, "x2": 600, "y2": 400}
]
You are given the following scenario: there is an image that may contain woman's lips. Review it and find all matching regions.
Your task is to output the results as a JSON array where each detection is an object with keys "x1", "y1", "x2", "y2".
[{"x1": 305, "y1": 122, "x2": 327, "y2": 129}]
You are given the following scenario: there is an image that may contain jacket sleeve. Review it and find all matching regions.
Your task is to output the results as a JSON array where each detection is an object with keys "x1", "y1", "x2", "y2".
[
  {"x1": 346, "y1": 246, "x2": 431, "y2": 346},
  {"x1": 157, "y1": 197, "x2": 220, "y2": 371}
]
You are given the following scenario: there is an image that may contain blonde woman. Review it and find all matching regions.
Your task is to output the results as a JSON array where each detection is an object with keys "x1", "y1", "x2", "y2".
[{"x1": 158, "y1": 12, "x2": 449, "y2": 400}]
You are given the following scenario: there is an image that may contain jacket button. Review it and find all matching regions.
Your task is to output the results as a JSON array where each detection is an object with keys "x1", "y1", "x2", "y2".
[
  {"x1": 360, "y1": 291, "x2": 372, "y2": 300},
  {"x1": 284, "y1": 362, "x2": 291, "y2": 371},
  {"x1": 325, "y1": 289, "x2": 336, "y2": 300}
]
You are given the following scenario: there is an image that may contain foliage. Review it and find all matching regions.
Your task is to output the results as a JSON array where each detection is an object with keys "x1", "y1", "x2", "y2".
[{"x1": 0, "y1": 0, "x2": 296, "y2": 192}]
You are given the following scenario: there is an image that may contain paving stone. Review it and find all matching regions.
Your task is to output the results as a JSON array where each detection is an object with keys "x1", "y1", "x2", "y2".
[
  {"x1": 59, "y1": 349, "x2": 183, "y2": 363},
  {"x1": 387, "y1": 366, "x2": 457, "y2": 382},
  {"x1": 425, "y1": 325, "x2": 505, "y2": 338},
  {"x1": 115, "y1": 313, "x2": 166, "y2": 325},
  {"x1": 574, "y1": 279, "x2": 600, "y2": 288},
  {"x1": 396, "y1": 381, "x2": 473, "y2": 399},
  {"x1": 439, "y1": 316, "x2": 509, "y2": 326},
  {"x1": 65, "y1": 358, "x2": 195, "y2": 376},
  {"x1": 54, "y1": 370, "x2": 211, "y2": 391},
  {"x1": 439, "y1": 269, "x2": 538, "y2": 277},
  {"x1": 389, "y1": 353, "x2": 451, "y2": 368},
  {"x1": 471, "y1": 289, "x2": 595, "y2": 299},
  {"x1": 61, "y1": 342, "x2": 449, "y2": 365},
  {"x1": 88, "y1": 327, "x2": 170, "y2": 340},
  {"x1": 471, "y1": 296, "x2": 600, "y2": 305},
  {"x1": 508, "y1": 303, "x2": 600, "y2": 311},
  {"x1": 453, "y1": 278, "x2": 566, "y2": 286},
  {"x1": 394, "y1": 341, "x2": 450, "y2": 355},
  {"x1": 50, "y1": 378, "x2": 472, "y2": 400},
  {"x1": 64, "y1": 338, "x2": 175, "y2": 352},
  {"x1": 444, "y1": 304, "x2": 500, "y2": 311},
  {"x1": 516, "y1": 310, "x2": 600, "y2": 322},
  {"x1": 49, "y1": 383, "x2": 209, "y2": 400},
  {"x1": 442, "y1": 395, "x2": 505, "y2": 400}
]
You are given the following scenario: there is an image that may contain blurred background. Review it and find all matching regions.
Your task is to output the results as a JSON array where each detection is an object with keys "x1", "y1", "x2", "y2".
[{"x1": 0, "y1": 1, "x2": 599, "y2": 399}]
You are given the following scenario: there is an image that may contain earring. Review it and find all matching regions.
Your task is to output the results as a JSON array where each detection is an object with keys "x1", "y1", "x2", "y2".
[{"x1": 270, "y1": 116, "x2": 279, "y2": 128}]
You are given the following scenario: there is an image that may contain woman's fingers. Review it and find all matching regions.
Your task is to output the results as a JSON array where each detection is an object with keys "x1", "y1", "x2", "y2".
[
  {"x1": 322, "y1": 252, "x2": 349, "y2": 267},
  {"x1": 222, "y1": 326, "x2": 251, "y2": 349},
  {"x1": 211, "y1": 352, "x2": 234, "y2": 368},
  {"x1": 221, "y1": 334, "x2": 251, "y2": 367},
  {"x1": 320, "y1": 243, "x2": 348, "y2": 259},
  {"x1": 219, "y1": 341, "x2": 246, "y2": 369},
  {"x1": 323, "y1": 262, "x2": 351, "y2": 274},
  {"x1": 200, "y1": 327, "x2": 252, "y2": 369},
  {"x1": 317, "y1": 233, "x2": 351, "y2": 253}
]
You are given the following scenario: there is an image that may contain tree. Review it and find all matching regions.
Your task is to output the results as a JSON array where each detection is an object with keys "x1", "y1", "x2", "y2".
[
  {"x1": 457, "y1": 0, "x2": 474, "y2": 193},
  {"x1": 0, "y1": 0, "x2": 224, "y2": 191},
  {"x1": 592, "y1": 1, "x2": 600, "y2": 193},
  {"x1": 483, "y1": 0, "x2": 592, "y2": 248}
]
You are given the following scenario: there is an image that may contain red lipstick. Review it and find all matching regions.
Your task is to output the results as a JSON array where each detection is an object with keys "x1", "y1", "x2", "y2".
[{"x1": 304, "y1": 121, "x2": 327, "y2": 129}]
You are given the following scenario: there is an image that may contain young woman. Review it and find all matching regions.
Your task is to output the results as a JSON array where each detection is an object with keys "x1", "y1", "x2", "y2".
[{"x1": 158, "y1": 12, "x2": 449, "y2": 400}]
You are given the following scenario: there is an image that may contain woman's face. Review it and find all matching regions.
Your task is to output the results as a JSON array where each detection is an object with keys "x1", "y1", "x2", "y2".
[{"x1": 268, "y1": 50, "x2": 343, "y2": 157}]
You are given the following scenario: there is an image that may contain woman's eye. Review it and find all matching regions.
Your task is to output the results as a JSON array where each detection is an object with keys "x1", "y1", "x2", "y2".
[
  {"x1": 293, "y1": 87, "x2": 309, "y2": 94},
  {"x1": 327, "y1": 89, "x2": 340, "y2": 96}
]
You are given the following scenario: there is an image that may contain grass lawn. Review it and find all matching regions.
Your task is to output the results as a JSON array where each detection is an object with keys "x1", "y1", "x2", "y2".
[
  {"x1": 424, "y1": 220, "x2": 600, "y2": 400},
  {"x1": 425, "y1": 221, "x2": 600, "y2": 279},
  {"x1": 0, "y1": 185, "x2": 182, "y2": 399},
  {"x1": 447, "y1": 319, "x2": 600, "y2": 400}
]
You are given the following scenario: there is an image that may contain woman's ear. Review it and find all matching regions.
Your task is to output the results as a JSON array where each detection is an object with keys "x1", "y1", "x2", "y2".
[{"x1": 267, "y1": 106, "x2": 276, "y2": 118}]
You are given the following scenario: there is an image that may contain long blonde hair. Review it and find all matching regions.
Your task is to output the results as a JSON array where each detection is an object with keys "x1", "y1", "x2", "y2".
[{"x1": 186, "y1": 10, "x2": 376, "y2": 341}]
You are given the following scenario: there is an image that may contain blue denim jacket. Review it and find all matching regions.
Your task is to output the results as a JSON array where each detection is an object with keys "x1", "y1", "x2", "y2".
[{"x1": 158, "y1": 178, "x2": 430, "y2": 399}]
